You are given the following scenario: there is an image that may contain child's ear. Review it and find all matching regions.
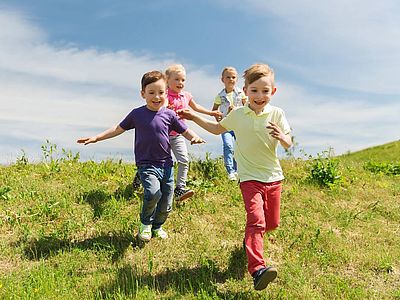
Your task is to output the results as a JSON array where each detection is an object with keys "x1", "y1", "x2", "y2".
[
  {"x1": 243, "y1": 86, "x2": 247, "y2": 95},
  {"x1": 272, "y1": 87, "x2": 277, "y2": 95},
  {"x1": 140, "y1": 90, "x2": 145, "y2": 98}
]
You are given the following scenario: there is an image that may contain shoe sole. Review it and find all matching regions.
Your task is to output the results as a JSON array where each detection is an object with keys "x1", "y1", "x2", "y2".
[
  {"x1": 175, "y1": 190, "x2": 194, "y2": 202},
  {"x1": 152, "y1": 234, "x2": 168, "y2": 239},
  {"x1": 254, "y1": 267, "x2": 277, "y2": 291}
]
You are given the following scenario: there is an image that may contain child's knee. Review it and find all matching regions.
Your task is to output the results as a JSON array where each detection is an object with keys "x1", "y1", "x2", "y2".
[
  {"x1": 246, "y1": 220, "x2": 266, "y2": 233},
  {"x1": 177, "y1": 157, "x2": 189, "y2": 165},
  {"x1": 145, "y1": 189, "x2": 162, "y2": 201}
]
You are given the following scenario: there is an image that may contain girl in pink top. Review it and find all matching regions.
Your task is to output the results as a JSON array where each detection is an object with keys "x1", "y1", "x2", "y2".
[{"x1": 166, "y1": 64, "x2": 222, "y2": 201}]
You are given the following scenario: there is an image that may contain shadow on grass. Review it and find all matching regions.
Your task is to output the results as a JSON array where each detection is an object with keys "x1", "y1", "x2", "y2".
[
  {"x1": 114, "y1": 183, "x2": 142, "y2": 201},
  {"x1": 82, "y1": 190, "x2": 109, "y2": 219},
  {"x1": 81, "y1": 185, "x2": 142, "y2": 219},
  {"x1": 21, "y1": 231, "x2": 137, "y2": 262},
  {"x1": 96, "y1": 245, "x2": 249, "y2": 299}
]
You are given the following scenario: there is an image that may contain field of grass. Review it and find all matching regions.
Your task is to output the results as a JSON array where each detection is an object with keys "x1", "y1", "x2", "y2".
[{"x1": 0, "y1": 141, "x2": 399, "y2": 299}]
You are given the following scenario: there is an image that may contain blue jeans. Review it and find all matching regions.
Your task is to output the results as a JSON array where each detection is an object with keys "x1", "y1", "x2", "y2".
[
  {"x1": 137, "y1": 165, "x2": 174, "y2": 229},
  {"x1": 221, "y1": 130, "x2": 237, "y2": 175}
]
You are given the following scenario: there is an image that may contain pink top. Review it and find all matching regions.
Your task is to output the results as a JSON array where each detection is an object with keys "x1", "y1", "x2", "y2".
[{"x1": 167, "y1": 88, "x2": 193, "y2": 136}]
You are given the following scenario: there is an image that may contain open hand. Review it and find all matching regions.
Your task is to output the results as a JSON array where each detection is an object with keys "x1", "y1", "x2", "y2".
[
  {"x1": 77, "y1": 137, "x2": 97, "y2": 145},
  {"x1": 177, "y1": 109, "x2": 195, "y2": 120},
  {"x1": 190, "y1": 136, "x2": 206, "y2": 145},
  {"x1": 266, "y1": 122, "x2": 285, "y2": 141}
]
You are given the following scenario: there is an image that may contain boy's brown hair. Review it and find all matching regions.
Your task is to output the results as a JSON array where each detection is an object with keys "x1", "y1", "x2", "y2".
[
  {"x1": 141, "y1": 70, "x2": 166, "y2": 91},
  {"x1": 243, "y1": 63, "x2": 275, "y2": 87}
]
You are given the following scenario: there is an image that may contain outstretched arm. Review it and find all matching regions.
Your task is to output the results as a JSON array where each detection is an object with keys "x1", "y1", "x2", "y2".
[
  {"x1": 266, "y1": 122, "x2": 292, "y2": 150},
  {"x1": 77, "y1": 125, "x2": 125, "y2": 145},
  {"x1": 190, "y1": 99, "x2": 222, "y2": 119},
  {"x1": 178, "y1": 109, "x2": 226, "y2": 135},
  {"x1": 181, "y1": 128, "x2": 206, "y2": 145}
]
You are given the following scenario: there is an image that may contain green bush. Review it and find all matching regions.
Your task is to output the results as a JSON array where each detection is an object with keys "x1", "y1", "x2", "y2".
[
  {"x1": 364, "y1": 161, "x2": 400, "y2": 176},
  {"x1": 308, "y1": 151, "x2": 342, "y2": 188},
  {"x1": 190, "y1": 152, "x2": 224, "y2": 181}
]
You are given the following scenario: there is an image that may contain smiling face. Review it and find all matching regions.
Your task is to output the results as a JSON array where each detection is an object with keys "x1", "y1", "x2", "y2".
[
  {"x1": 141, "y1": 79, "x2": 167, "y2": 111},
  {"x1": 167, "y1": 71, "x2": 186, "y2": 93},
  {"x1": 244, "y1": 76, "x2": 275, "y2": 115}
]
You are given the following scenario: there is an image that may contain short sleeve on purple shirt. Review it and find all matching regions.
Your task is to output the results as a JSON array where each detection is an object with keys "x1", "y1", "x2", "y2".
[{"x1": 120, "y1": 106, "x2": 188, "y2": 167}]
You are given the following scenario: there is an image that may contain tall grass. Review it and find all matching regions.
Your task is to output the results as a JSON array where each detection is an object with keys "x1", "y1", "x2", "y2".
[{"x1": 0, "y1": 141, "x2": 399, "y2": 299}]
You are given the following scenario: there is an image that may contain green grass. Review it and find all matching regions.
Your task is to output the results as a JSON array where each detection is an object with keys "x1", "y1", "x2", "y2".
[{"x1": 1, "y1": 141, "x2": 399, "y2": 299}]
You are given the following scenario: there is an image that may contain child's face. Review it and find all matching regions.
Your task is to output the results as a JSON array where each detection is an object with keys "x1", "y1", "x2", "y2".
[
  {"x1": 141, "y1": 79, "x2": 167, "y2": 111},
  {"x1": 167, "y1": 71, "x2": 186, "y2": 93},
  {"x1": 221, "y1": 70, "x2": 238, "y2": 91},
  {"x1": 244, "y1": 76, "x2": 275, "y2": 114}
]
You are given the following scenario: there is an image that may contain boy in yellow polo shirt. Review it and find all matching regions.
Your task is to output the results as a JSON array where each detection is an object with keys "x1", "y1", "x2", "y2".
[{"x1": 178, "y1": 63, "x2": 292, "y2": 291}]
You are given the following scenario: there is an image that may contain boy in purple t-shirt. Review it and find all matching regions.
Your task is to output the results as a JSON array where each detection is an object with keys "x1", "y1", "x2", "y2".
[{"x1": 77, "y1": 71, "x2": 204, "y2": 242}]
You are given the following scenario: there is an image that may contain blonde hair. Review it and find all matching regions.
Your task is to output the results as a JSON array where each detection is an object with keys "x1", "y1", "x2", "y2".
[
  {"x1": 165, "y1": 64, "x2": 186, "y2": 79},
  {"x1": 221, "y1": 66, "x2": 238, "y2": 77},
  {"x1": 243, "y1": 63, "x2": 274, "y2": 87}
]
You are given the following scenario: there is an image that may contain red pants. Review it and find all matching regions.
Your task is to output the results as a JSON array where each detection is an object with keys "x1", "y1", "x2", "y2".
[{"x1": 240, "y1": 180, "x2": 282, "y2": 275}]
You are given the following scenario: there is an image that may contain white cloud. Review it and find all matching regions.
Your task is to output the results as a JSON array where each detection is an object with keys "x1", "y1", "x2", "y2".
[
  {"x1": 0, "y1": 6, "x2": 398, "y2": 165},
  {"x1": 275, "y1": 82, "x2": 400, "y2": 154},
  {"x1": 0, "y1": 8, "x2": 222, "y2": 164},
  {"x1": 218, "y1": 0, "x2": 400, "y2": 94}
]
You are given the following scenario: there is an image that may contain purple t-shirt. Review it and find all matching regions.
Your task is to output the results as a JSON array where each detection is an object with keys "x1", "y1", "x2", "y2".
[{"x1": 119, "y1": 106, "x2": 188, "y2": 167}]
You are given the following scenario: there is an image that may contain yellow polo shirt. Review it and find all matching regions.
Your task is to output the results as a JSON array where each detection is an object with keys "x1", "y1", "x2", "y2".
[{"x1": 219, "y1": 103, "x2": 291, "y2": 183}]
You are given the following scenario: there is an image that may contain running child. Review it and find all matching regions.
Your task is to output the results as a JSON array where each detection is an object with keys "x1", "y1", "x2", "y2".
[{"x1": 77, "y1": 70, "x2": 205, "y2": 242}]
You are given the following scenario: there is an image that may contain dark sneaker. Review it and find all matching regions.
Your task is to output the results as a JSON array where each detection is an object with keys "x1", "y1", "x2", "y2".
[
  {"x1": 132, "y1": 172, "x2": 141, "y2": 190},
  {"x1": 174, "y1": 188, "x2": 194, "y2": 202},
  {"x1": 252, "y1": 266, "x2": 277, "y2": 291}
]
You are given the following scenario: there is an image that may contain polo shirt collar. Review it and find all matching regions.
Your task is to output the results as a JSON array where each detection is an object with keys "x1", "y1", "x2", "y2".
[
  {"x1": 244, "y1": 103, "x2": 273, "y2": 115},
  {"x1": 167, "y1": 88, "x2": 184, "y2": 98}
]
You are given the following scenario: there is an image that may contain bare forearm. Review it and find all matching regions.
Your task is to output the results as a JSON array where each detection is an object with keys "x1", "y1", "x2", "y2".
[
  {"x1": 181, "y1": 128, "x2": 196, "y2": 140},
  {"x1": 182, "y1": 128, "x2": 205, "y2": 144},
  {"x1": 191, "y1": 114, "x2": 226, "y2": 135},
  {"x1": 190, "y1": 100, "x2": 214, "y2": 116},
  {"x1": 279, "y1": 134, "x2": 293, "y2": 150},
  {"x1": 77, "y1": 124, "x2": 125, "y2": 145},
  {"x1": 95, "y1": 125, "x2": 125, "y2": 142}
]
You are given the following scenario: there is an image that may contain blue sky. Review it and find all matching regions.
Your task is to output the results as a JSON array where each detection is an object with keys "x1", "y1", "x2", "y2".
[{"x1": 1, "y1": 0, "x2": 399, "y2": 164}]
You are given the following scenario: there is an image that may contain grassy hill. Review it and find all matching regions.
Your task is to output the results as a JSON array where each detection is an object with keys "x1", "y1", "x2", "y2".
[{"x1": 0, "y1": 141, "x2": 399, "y2": 299}]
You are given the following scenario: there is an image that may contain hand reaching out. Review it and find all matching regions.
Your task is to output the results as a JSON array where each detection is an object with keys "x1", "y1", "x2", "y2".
[
  {"x1": 190, "y1": 136, "x2": 206, "y2": 145},
  {"x1": 77, "y1": 137, "x2": 97, "y2": 145},
  {"x1": 177, "y1": 109, "x2": 195, "y2": 120},
  {"x1": 210, "y1": 110, "x2": 223, "y2": 121}
]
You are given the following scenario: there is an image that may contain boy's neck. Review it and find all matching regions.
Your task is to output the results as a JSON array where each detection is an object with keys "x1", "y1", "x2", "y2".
[
  {"x1": 224, "y1": 87, "x2": 234, "y2": 93},
  {"x1": 146, "y1": 105, "x2": 163, "y2": 112}
]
